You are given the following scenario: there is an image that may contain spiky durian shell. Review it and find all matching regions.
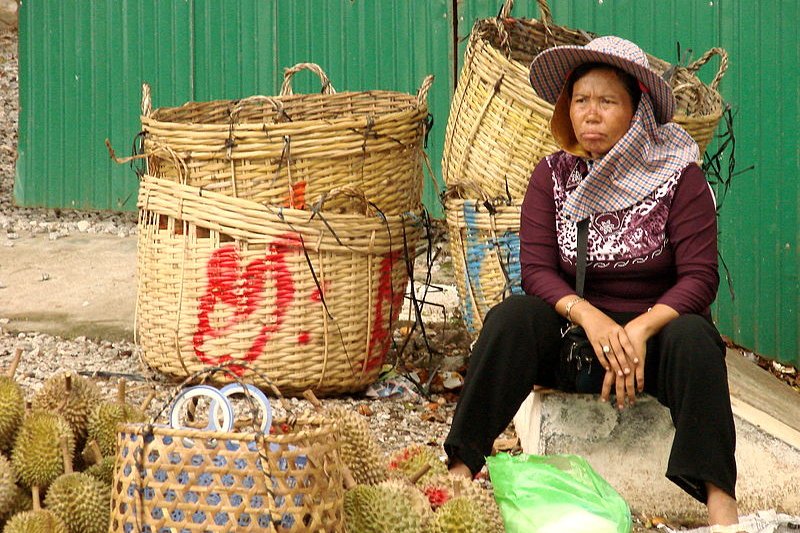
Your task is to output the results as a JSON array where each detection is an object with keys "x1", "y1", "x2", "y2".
[
  {"x1": 377, "y1": 479, "x2": 433, "y2": 524},
  {"x1": 387, "y1": 444, "x2": 447, "y2": 483},
  {"x1": 0, "y1": 453, "x2": 15, "y2": 513},
  {"x1": 428, "y1": 497, "x2": 493, "y2": 533},
  {"x1": 86, "y1": 402, "x2": 146, "y2": 457},
  {"x1": 11, "y1": 411, "x2": 75, "y2": 489},
  {"x1": 344, "y1": 480, "x2": 432, "y2": 533},
  {"x1": 83, "y1": 456, "x2": 115, "y2": 485},
  {"x1": 328, "y1": 406, "x2": 387, "y2": 486},
  {"x1": 44, "y1": 472, "x2": 111, "y2": 533},
  {"x1": 3, "y1": 509, "x2": 68, "y2": 533},
  {"x1": 420, "y1": 473, "x2": 504, "y2": 530},
  {"x1": 31, "y1": 373, "x2": 101, "y2": 445},
  {"x1": 0, "y1": 377, "x2": 24, "y2": 452},
  {"x1": 0, "y1": 484, "x2": 32, "y2": 524}
]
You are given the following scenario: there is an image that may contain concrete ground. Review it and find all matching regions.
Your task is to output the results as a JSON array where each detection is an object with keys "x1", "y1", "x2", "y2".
[
  {"x1": 0, "y1": 233, "x2": 136, "y2": 341},
  {"x1": 2, "y1": 230, "x2": 799, "y2": 525}
]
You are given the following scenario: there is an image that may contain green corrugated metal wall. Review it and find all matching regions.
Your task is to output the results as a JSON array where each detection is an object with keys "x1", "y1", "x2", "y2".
[
  {"x1": 16, "y1": 0, "x2": 452, "y2": 213},
  {"x1": 15, "y1": 1, "x2": 799, "y2": 366}
]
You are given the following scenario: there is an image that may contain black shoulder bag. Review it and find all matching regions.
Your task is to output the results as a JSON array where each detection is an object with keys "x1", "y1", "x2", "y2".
[{"x1": 558, "y1": 219, "x2": 597, "y2": 392}]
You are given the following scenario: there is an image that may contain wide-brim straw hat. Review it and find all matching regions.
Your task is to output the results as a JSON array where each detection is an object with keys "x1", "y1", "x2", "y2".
[{"x1": 529, "y1": 35, "x2": 675, "y2": 124}]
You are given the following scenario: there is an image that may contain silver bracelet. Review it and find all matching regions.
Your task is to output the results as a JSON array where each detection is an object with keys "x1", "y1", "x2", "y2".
[{"x1": 565, "y1": 296, "x2": 585, "y2": 323}]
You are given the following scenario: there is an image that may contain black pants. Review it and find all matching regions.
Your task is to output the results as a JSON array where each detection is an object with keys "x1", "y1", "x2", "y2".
[{"x1": 444, "y1": 295, "x2": 737, "y2": 503}]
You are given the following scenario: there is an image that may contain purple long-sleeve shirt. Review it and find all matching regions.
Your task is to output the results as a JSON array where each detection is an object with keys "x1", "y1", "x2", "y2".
[{"x1": 520, "y1": 151, "x2": 719, "y2": 315}]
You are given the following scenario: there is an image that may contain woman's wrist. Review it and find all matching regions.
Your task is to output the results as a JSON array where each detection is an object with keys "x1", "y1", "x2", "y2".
[
  {"x1": 567, "y1": 298, "x2": 595, "y2": 325},
  {"x1": 564, "y1": 296, "x2": 585, "y2": 322},
  {"x1": 627, "y1": 304, "x2": 679, "y2": 338}
]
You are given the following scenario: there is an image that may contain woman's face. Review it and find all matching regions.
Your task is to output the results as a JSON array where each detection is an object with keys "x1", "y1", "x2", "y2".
[{"x1": 569, "y1": 68, "x2": 635, "y2": 160}]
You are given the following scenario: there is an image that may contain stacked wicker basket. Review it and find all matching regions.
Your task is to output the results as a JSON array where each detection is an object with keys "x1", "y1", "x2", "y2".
[
  {"x1": 443, "y1": 0, "x2": 727, "y2": 337},
  {"x1": 134, "y1": 63, "x2": 434, "y2": 396}
]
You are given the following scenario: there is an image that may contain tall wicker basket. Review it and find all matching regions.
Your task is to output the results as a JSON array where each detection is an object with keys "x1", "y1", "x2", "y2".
[
  {"x1": 442, "y1": 0, "x2": 727, "y2": 202},
  {"x1": 135, "y1": 175, "x2": 422, "y2": 396},
  {"x1": 140, "y1": 63, "x2": 433, "y2": 214},
  {"x1": 444, "y1": 185, "x2": 523, "y2": 338}
]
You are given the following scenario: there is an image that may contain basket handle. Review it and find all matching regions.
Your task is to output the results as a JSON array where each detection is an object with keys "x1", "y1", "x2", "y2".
[
  {"x1": 280, "y1": 62, "x2": 337, "y2": 96},
  {"x1": 105, "y1": 138, "x2": 188, "y2": 182},
  {"x1": 499, "y1": 0, "x2": 553, "y2": 25},
  {"x1": 229, "y1": 95, "x2": 289, "y2": 124},
  {"x1": 442, "y1": 180, "x2": 491, "y2": 204},
  {"x1": 496, "y1": 0, "x2": 554, "y2": 57},
  {"x1": 685, "y1": 47, "x2": 728, "y2": 91},
  {"x1": 146, "y1": 363, "x2": 290, "y2": 429},
  {"x1": 416, "y1": 74, "x2": 435, "y2": 107},
  {"x1": 141, "y1": 83, "x2": 152, "y2": 117},
  {"x1": 309, "y1": 185, "x2": 379, "y2": 217}
]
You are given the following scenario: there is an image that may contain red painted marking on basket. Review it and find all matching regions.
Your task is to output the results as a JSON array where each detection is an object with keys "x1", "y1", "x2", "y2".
[
  {"x1": 309, "y1": 280, "x2": 330, "y2": 303},
  {"x1": 283, "y1": 181, "x2": 306, "y2": 209},
  {"x1": 193, "y1": 234, "x2": 300, "y2": 374},
  {"x1": 297, "y1": 331, "x2": 311, "y2": 345},
  {"x1": 365, "y1": 250, "x2": 404, "y2": 371}
]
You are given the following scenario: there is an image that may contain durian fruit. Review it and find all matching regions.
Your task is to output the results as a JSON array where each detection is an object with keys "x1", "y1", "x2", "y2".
[
  {"x1": 86, "y1": 401, "x2": 146, "y2": 458},
  {"x1": 11, "y1": 411, "x2": 75, "y2": 495},
  {"x1": 0, "y1": 484, "x2": 33, "y2": 524},
  {"x1": 44, "y1": 472, "x2": 111, "y2": 533},
  {"x1": 387, "y1": 444, "x2": 447, "y2": 483},
  {"x1": 31, "y1": 372, "x2": 101, "y2": 446},
  {"x1": 83, "y1": 456, "x2": 115, "y2": 485},
  {"x1": 3, "y1": 509, "x2": 68, "y2": 533},
  {"x1": 0, "y1": 453, "x2": 15, "y2": 512},
  {"x1": 0, "y1": 349, "x2": 24, "y2": 452},
  {"x1": 420, "y1": 474, "x2": 504, "y2": 530},
  {"x1": 327, "y1": 405, "x2": 387, "y2": 486},
  {"x1": 344, "y1": 479, "x2": 432, "y2": 533},
  {"x1": 428, "y1": 497, "x2": 493, "y2": 533}
]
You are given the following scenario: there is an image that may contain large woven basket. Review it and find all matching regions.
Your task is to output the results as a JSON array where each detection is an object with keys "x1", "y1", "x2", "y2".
[
  {"x1": 110, "y1": 370, "x2": 345, "y2": 532},
  {"x1": 445, "y1": 185, "x2": 523, "y2": 338},
  {"x1": 442, "y1": 0, "x2": 727, "y2": 202},
  {"x1": 135, "y1": 174, "x2": 422, "y2": 396},
  {"x1": 140, "y1": 63, "x2": 433, "y2": 214}
]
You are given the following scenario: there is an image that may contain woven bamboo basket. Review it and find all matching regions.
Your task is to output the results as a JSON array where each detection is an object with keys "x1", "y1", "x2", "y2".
[
  {"x1": 444, "y1": 184, "x2": 523, "y2": 338},
  {"x1": 442, "y1": 0, "x2": 727, "y2": 202},
  {"x1": 135, "y1": 174, "x2": 422, "y2": 396},
  {"x1": 651, "y1": 47, "x2": 727, "y2": 157},
  {"x1": 109, "y1": 369, "x2": 345, "y2": 532},
  {"x1": 140, "y1": 63, "x2": 433, "y2": 214}
]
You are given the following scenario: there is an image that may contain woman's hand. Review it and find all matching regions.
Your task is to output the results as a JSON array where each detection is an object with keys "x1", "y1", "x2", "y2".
[
  {"x1": 562, "y1": 298, "x2": 638, "y2": 407},
  {"x1": 580, "y1": 308, "x2": 640, "y2": 408},
  {"x1": 599, "y1": 319, "x2": 648, "y2": 410},
  {"x1": 601, "y1": 304, "x2": 681, "y2": 409}
]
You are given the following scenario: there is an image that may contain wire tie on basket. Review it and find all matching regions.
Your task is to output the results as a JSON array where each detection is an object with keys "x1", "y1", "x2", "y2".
[
  {"x1": 482, "y1": 200, "x2": 497, "y2": 215},
  {"x1": 310, "y1": 191, "x2": 327, "y2": 219},
  {"x1": 423, "y1": 113, "x2": 434, "y2": 149},
  {"x1": 504, "y1": 178, "x2": 513, "y2": 204},
  {"x1": 130, "y1": 131, "x2": 148, "y2": 178},
  {"x1": 225, "y1": 117, "x2": 236, "y2": 159}
]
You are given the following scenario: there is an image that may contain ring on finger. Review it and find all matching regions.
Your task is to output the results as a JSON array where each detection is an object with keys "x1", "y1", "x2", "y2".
[{"x1": 602, "y1": 345, "x2": 611, "y2": 354}]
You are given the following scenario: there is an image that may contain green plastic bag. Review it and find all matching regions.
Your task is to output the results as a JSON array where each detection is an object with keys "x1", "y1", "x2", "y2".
[{"x1": 487, "y1": 453, "x2": 632, "y2": 533}]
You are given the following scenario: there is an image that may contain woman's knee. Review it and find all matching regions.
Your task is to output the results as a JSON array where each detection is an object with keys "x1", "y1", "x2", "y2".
[
  {"x1": 659, "y1": 314, "x2": 725, "y2": 366},
  {"x1": 484, "y1": 295, "x2": 553, "y2": 324},
  {"x1": 661, "y1": 315, "x2": 723, "y2": 346}
]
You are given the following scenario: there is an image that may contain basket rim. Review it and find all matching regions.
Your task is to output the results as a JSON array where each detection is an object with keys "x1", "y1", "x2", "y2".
[
  {"x1": 140, "y1": 174, "x2": 424, "y2": 223},
  {"x1": 117, "y1": 417, "x2": 337, "y2": 442},
  {"x1": 469, "y1": 15, "x2": 725, "y2": 116},
  {"x1": 145, "y1": 90, "x2": 428, "y2": 129}
]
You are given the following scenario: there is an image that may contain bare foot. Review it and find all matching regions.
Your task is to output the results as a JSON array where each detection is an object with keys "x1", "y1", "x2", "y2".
[
  {"x1": 448, "y1": 460, "x2": 472, "y2": 479},
  {"x1": 706, "y1": 482, "x2": 739, "y2": 527}
]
